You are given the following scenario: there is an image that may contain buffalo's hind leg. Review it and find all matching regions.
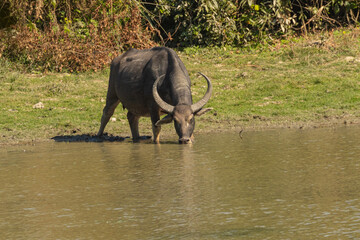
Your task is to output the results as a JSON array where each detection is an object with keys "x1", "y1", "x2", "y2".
[{"x1": 97, "y1": 96, "x2": 120, "y2": 137}]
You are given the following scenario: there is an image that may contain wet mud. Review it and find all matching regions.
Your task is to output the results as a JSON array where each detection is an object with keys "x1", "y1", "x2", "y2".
[
  {"x1": 51, "y1": 133, "x2": 153, "y2": 142},
  {"x1": 52, "y1": 133, "x2": 128, "y2": 142}
]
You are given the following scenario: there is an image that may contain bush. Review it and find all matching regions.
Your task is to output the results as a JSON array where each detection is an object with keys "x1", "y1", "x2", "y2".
[
  {"x1": 151, "y1": 0, "x2": 360, "y2": 46},
  {"x1": 0, "y1": 0, "x2": 359, "y2": 72},
  {"x1": 0, "y1": 0, "x2": 155, "y2": 72},
  {"x1": 152, "y1": 0, "x2": 238, "y2": 46}
]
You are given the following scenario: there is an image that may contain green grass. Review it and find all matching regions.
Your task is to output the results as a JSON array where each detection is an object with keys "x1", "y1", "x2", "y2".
[{"x1": 1, "y1": 28, "x2": 360, "y2": 144}]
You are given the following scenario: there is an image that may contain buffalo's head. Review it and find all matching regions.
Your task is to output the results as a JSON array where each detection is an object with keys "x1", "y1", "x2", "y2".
[{"x1": 152, "y1": 72, "x2": 213, "y2": 144}]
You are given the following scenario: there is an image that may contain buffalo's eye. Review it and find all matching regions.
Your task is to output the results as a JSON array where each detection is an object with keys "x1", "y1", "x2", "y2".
[
  {"x1": 173, "y1": 116, "x2": 180, "y2": 123},
  {"x1": 187, "y1": 115, "x2": 194, "y2": 122}
]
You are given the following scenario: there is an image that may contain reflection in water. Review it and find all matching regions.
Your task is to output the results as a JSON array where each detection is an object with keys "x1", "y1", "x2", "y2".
[{"x1": 1, "y1": 126, "x2": 360, "y2": 239}]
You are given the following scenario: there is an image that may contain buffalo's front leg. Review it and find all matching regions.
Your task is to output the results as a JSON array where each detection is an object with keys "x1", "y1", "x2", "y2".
[
  {"x1": 127, "y1": 112, "x2": 140, "y2": 142},
  {"x1": 152, "y1": 125, "x2": 161, "y2": 144},
  {"x1": 151, "y1": 112, "x2": 161, "y2": 144}
]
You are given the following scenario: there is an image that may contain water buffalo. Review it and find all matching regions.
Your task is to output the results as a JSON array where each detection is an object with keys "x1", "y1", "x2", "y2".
[{"x1": 97, "y1": 47, "x2": 212, "y2": 144}]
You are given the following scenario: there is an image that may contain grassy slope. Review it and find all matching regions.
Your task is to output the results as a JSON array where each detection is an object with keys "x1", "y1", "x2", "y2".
[
  {"x1": 182, "y1": 29, "x2": 360, "y2": 131},
  {"x1": 1, "y1": 29, "x2": 360, "y2": 144}
]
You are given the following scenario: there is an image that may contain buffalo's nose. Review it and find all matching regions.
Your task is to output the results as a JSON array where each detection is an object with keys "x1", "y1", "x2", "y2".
[{"x1": 179, "y1": 138, "x2": 191, "y2": 144}]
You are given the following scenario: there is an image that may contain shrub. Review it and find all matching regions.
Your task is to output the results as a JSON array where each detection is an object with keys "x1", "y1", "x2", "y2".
[
  {"x1": 0, "y1": 0, "x2": 155, "y2": 72},
  {"x1": 0, "y1": 0, "x2": 359, "y2": 71},
  {"x1": 151, "y1": 0, "x2": 360, "y2": 46}
]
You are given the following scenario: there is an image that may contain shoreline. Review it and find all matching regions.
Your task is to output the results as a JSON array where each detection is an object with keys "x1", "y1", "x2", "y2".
[{"x1": 1, "y1": 117, "x2": 359, "y2": 147}]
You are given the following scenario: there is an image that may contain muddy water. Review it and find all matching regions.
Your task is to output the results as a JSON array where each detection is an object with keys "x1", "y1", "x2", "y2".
[{"x1": 1, "y1": 127, "x2": 360, "y2": 239}]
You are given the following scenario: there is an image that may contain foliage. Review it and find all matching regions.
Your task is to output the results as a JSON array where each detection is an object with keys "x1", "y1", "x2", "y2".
[
  {"x1": 152, "y1": 0, "x2": 238, "y2": 46},
  {"x1": 0, "y1": 0, "x2": 155, "y2": 72},
  {"x1": 152, "y1": 0, "x2": 360, "y2": 46},
  {"x1": 0, "y1": 0, "x2": 359, "y2": 71}
]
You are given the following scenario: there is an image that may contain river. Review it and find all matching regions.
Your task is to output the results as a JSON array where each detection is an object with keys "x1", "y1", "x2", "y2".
[{"x1": 1, "y1": 127, "x2": 360, "y2": 239}]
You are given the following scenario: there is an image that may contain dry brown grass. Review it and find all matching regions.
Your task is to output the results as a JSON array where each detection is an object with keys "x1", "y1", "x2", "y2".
[{"x1": 0, "y1": 0, "x2": 155, "y2": 72}]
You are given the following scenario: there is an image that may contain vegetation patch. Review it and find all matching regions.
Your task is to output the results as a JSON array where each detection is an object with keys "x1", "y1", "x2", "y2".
[
  {"x1": 1, "y1": 28, "x2": 360, "y2": 144},
  {"x1": 1, "y1": 1, "x2": 359, "y2": 72},
  {"x1": 0, "y1": 0, "x2": 155, "y2": 72}
]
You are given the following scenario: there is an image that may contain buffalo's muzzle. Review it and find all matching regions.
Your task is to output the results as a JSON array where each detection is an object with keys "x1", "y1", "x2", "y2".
[{"x1": 179, "y1": 138, "x2": 192, "y2": 144}]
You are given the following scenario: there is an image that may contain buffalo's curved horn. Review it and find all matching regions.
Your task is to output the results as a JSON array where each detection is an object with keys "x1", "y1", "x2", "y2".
[
  {"x1": 191, "y1": 72, "x2": 213, "y2": 113},
  {"x1": 152, "y1": 75, "x2": 175, "y2": 114}
]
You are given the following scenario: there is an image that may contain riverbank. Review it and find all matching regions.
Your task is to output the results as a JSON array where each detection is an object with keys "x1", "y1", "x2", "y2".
[{"x1": 1, "y1": 28, "x2": 360, "y2": 145}]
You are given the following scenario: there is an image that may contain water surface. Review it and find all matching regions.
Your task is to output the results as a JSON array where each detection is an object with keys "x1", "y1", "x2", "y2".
[{"x1": 1, "y1": 127, "x2": 360, "y2": 239}]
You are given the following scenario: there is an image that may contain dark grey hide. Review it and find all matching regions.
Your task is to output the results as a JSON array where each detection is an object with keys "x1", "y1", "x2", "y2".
[{"x1": 97, "y1": 47, "x2": 212, "y2": 143}]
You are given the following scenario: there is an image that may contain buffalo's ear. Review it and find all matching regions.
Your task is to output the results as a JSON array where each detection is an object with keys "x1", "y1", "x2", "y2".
[
  {"x1": 155, "y1": 114, "x2": 173, "y2": 126},
  {"x1": 195, "y1": 107, "x2": 213, "y2": 116}
]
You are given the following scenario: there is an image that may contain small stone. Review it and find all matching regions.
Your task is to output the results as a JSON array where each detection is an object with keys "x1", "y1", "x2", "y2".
[
  {"x1": 345, "y1": 56, "x2": 355, "y2": 62},
  {"x1": 110, "y1": 117, "x2": 116, "y2": 122},
  {"x1": 33, "y1": 102, "x2": 44, "y2": 109},
  {"x1": 240, "y1": 72, "x2": 248, "y2": 78}
]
